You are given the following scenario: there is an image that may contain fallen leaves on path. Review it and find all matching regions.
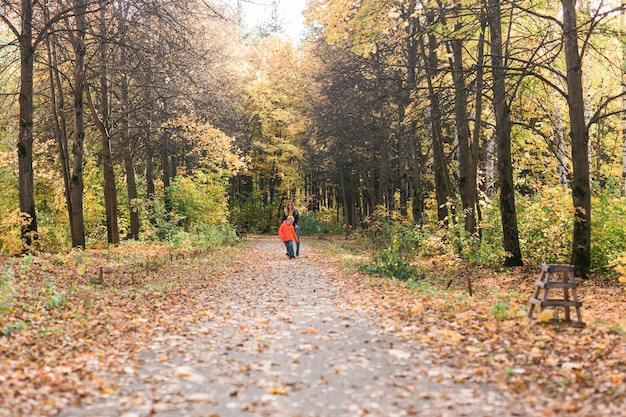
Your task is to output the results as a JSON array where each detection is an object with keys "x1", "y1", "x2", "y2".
[
  {"x1": 0, "y1": 238, "x2": 625, "y2": 417},
  {"x1": 0, "y1": 245, "x2": 235, "y2": 417},
  {"x1": 320, "y1": 240, "x2": 626, "y2": 417}
]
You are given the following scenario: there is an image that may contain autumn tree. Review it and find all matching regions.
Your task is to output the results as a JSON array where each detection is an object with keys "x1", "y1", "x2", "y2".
[
  {"x1": 0, "y1": 1, "x2": 73, "y2": 247},
  {"x1": 0, "y1": 0, "x2": 245, "y2": 249},
  {"x1": 622, "y1": 1, "x2": 626, "y2": 196},
  {"x1": 487, "y1": 0, "x2": 523, "y2": 266},
  {"x1": 87, "y1": 0, "x2": 119, "y2": 244},
  {"x1": 229, "y1": 35, "x2": 308, "y2": 231},
  {"x1": 561, "y1": 0, "x2": 591, "y2": 277},
  {"x1": 440, "y1": 0, "x2": 484, "y2": 234}
]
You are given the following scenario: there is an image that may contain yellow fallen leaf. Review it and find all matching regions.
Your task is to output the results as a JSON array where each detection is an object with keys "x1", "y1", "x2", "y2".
[
  {"x1": 536, "y1": 310, "x2": 552, "y2": 323},
  {"x1": 442, "y1": 329, "x2": 463, "y2": 343},
  {"x1": 267, "y1": 386, "x2": 288, "y2": 395},
  {"x1": 409, "y1": 302, "x2": 423, "y2": 316},
  {"x1": 99, "y1": 385, "x2": 118, "y2": 394}
]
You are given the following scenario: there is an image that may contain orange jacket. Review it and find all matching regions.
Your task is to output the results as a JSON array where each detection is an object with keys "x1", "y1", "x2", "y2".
[{"x1": 278, "y1": 221, "x2": 299, "y2": 243}]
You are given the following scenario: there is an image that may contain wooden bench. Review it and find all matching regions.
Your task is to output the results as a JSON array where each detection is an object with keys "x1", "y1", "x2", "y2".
[{"x1": 528, "y1": 263, "x2": 585, "y2": 328}]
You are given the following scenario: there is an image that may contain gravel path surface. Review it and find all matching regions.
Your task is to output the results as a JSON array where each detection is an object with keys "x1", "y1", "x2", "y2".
[{"x1": 58, "y1": 236, "x2": 529, "y2": 417}]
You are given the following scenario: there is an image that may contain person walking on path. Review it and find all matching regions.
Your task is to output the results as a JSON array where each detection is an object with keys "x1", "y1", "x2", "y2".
[
  {"x1": 282, "y1": 200, "x2": 301, "y2": 256},
  {"x1": 278, "y1": 215, "x2": 299, "y2": 259}
]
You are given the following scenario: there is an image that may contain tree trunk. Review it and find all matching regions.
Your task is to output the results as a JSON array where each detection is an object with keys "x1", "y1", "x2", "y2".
[
  {"x1": 449, "y1": 34, "x2": 476, "y2": 233},
  {"x1": 115, "y1": 1, "x2": 140, "y2": 239},
  {"x1": 88, "y1": 0, "x2": 119, "y2": 244},
  {"x1": 17, "y1": 0, "x2": 38, "y2": 247},
  {"x1": 488, "y1": 0, "x2": 523, "y2": 266},
  {"x1": 621, "y1": 1, "x2": 626, "y2": 197},
  {"x1": 45, "y1": 9, "x2": 73, "y2": 232},
  {"x1": 146, "y1": 121, "x2": 156, "y2": 199},
  {"x1": 442, "y1": 0, "x2": 478, "y2": 234},
  {"x1": 420, "y1": 13, "x2": 454, "y2": 225},
  {"x1": 470, "y1": 11, "x2": 487, "y2": 234},
  {"x1": 585, "y1": 94, "x2": 593, "y2": 185},
  {"x1": 339, "y1": 168, "x2": 351, "y2": 232},
  {"x1": 402, "y1": 3, "x2": 421, "y2": 222},
  {"x1": 484, "y1": 127, "x2": 495, "y2": 198},
  {"x1": 46, "y1": 29, "x2": 72, "y2": 230},
  {"x1": 69, "y1": 0, "x2": 87, "y2": 249},
  {"x1": 562, "y1": 0, "x2": 591, "y2": 278},
  {"x1": 120, "y1": 64, "x2": 140, "y2": 239},
  {"x1": 161, "y1": 131, "x2": 172, "y2": 212},
  {"x1": 553, "y1": 85, "x2": 569, "y2": 188}
]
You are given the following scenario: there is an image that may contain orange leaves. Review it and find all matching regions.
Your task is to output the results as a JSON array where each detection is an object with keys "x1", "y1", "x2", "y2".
[
  {"x1": 0, "y1": 243, "x2": 236, "y2": 417},
  {"x1": 609, "y1": 373, "x2": 623, "y2": 385},
  {"x1": 2, "y1": 237, "x2": 626, "y2": 417},
  {"x1": 442, "y1": 329, "x2": 464, "y2": 344},
  {"x1": 325, "y1": 238, "x2": 626, "y2": 415}
]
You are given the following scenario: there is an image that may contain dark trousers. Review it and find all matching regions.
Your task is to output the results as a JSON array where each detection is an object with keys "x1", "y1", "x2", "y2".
[{"x1": 284, "y1": 240, "x2": 295, "y2": 258}]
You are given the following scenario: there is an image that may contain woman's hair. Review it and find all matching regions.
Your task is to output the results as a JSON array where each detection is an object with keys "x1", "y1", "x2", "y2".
[{"x1": 284, "y1": 200, "x2": 299, "y2": 216}]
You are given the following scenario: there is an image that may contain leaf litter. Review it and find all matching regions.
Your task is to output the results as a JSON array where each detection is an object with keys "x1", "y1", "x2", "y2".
[{"x1": 0, "y1": 237, "x2": 624, "y2": 416}]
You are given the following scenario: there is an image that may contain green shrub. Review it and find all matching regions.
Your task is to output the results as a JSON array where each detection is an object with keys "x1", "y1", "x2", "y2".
[
  {"x1": 299, "y1": 208, "x2": 344, "y2": 235},
  {"x1": 490, "y1": 301, "x2": 512, "y2": 319},
  {"x1": 356, "y1": 209, "x2": 425, "y2": 281},
  {"x1": 361, "y1": 248, "x2": 425, "y2": 281},
  {"x1": 229, "y1": 192, "x2": 282, "y2": 233}
]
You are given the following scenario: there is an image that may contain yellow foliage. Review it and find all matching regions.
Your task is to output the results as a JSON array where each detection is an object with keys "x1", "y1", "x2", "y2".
[
  {"x1": 612, "y1": 257, "x2": 626, "y2": 288},
  {"x1": 0, "y1": 210, "x2": 34, "y2": 255},
  {"x1": 163, "y1": 115, "x2": 245, "y2": 176}
]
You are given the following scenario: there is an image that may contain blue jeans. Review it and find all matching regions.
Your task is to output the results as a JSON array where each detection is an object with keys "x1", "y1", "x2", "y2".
[
  {"x1": 295, "y1": 225, "x2": 301, "y2": 254},
  {"x1": 284, "y1": 240, "x2": 295, "y2": 258}
]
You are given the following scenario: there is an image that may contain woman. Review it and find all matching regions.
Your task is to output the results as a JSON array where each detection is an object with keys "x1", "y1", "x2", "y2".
[{"x1": 282, "y1": 200, "x2": 301, "y2": 256}]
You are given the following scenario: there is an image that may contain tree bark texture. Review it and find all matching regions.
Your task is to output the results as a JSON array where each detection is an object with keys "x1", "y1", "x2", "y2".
[
  {"x1": 621, "y1": 1, "x2": 626, "y2": 196},
  {"x1": 45, "y1": 6, "x2": 73, "y2": 233},
  {"x1": 488, "y1": 0, "x2": 523, "y2": 266},
  {"x1": 449, "y1": 35, "x2": 476, "y2": 234},
  {"x1": 18, "y1": 0, "x2": 38, "y2": 247},
  {"x1": 70, "y1": 0, "x2": 87, "y2": 249},
  {"x1": 421, "y1": 12, "x2": 454, "y2": 225},
  {"x1": 470, "y1": 11, "x2": 487, "y2": 234},
  {"x1": 562, "y1": 0, "x2": 591, "y2": 278},
  {"x1": 553, "y1": 85, "x2": 569, "y2": 188},
  {"x1": 95, "y1": 0, "x2": 119, "y2": 244}
]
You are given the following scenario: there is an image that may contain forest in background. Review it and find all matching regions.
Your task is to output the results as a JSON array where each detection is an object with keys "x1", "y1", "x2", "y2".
[{"x1": 0, "y1": 0, "x2": 626, "y2": 281}]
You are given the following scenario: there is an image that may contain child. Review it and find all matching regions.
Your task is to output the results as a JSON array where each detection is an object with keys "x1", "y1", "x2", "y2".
[{"x1": 278, "y1": 215, "x2": 299, "y2": 259}]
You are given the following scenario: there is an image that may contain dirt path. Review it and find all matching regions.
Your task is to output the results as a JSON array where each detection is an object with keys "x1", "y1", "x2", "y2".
[{"x1": 58, "y1": 236, "x2": 529, "y2": 417}]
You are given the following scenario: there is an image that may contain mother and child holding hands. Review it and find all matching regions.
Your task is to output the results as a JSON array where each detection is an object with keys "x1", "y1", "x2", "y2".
[{"x1": 278, "y1": 200, "x2": 301, "y2": 259}]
